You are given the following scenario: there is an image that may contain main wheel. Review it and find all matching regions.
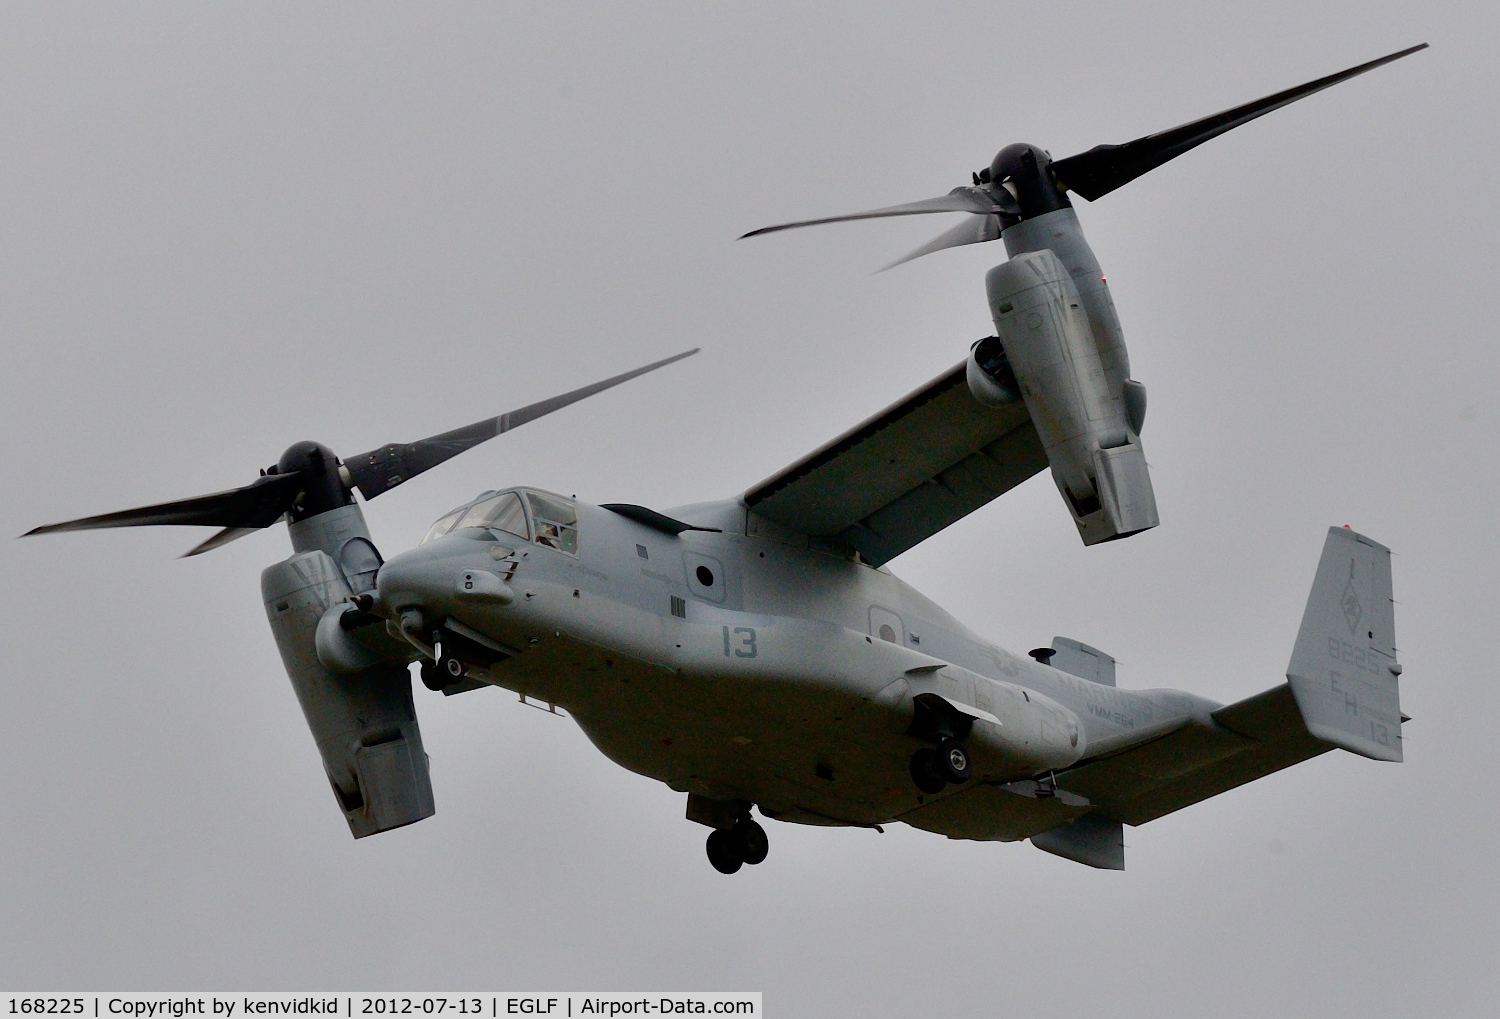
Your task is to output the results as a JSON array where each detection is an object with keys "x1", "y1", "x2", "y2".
[
  {"x1": 706, "y1": 829, "x2": 744, "y2": 874},
  {"x1": 909, "y1": 748, "x2": 947, "y2": 795},
  {"x1": 936, "y1": 737, "x2": 972, "y2": 783},
  {"x1": 734, "y1": 817, "x2": 769, "y2": 865}
]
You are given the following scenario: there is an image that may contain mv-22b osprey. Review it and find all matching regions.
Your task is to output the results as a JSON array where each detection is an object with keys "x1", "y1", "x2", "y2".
[{"x1": 27, "y1": 46, "x2": 1422, "y2": 872}]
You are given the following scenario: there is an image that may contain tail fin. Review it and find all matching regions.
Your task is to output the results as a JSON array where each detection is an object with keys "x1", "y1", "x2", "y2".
[{"x1": 1287, "y1": 526, "x2": 1403, "y2": 762}]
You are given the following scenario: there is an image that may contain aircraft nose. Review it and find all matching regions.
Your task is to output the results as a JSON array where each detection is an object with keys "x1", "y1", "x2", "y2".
[
  {"x1": 375, "y1": 548, "x2": 447, "y2": 611},
  {"x1": 376, "y1": 546, "x2": 516, "y2": 613}
]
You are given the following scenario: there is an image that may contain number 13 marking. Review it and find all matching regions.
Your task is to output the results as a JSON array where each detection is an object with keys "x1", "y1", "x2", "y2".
[{"x1": 723, "y1": 625, "x2": 757, "y2": 658}]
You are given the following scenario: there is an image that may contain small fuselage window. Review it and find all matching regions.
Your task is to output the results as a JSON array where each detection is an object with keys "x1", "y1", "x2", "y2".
[{"x1": 526, "y1": 490, "x2": 579, "y2": 555}]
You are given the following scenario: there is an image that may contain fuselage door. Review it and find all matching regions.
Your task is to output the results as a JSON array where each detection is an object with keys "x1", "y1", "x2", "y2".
[{"x1": 869, "y1": 606, "x2": 904, "y2": 644}]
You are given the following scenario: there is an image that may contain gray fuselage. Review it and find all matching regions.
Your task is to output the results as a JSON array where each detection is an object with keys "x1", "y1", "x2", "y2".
[{"x1": 373, "y1": 491, "x2": 1217, "y2": 841}]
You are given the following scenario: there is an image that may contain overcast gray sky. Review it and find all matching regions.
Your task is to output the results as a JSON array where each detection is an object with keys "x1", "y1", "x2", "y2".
[{"x1": 2, "y1": 3, "x2": 1495, "y2": 1014}]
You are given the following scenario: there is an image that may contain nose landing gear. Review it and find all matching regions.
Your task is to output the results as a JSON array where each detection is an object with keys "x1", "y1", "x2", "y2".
[
  {"x1": 737, "y1": 816, "x2": 769, "y2": 865},
  {"x1": 419, "y1": 660, "x2": 448, "y2": 691},
  {"x1": 705, "y1": 815, "x2": 770, "y2": 874},
  {"x1": 419, "y1": 654, "x2": 467, "y2": 691}
]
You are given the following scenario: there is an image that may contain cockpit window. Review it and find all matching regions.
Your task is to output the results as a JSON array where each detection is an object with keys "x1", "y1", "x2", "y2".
[
  {"x1": 478, "y1": 491, "x2": 529, "y2": 539},
  {"x1": 421, "y1": 491, "x2": 531, "y2": 545},
  {"x1": 454, "y1": 493, "x2": 505, "y2": 532},
  {"x1": 526, "y1": 491, "x2": 578, "y2": 555},
  {"x1": 421, "y1": 507, "x2": 466, "y2": 545}
]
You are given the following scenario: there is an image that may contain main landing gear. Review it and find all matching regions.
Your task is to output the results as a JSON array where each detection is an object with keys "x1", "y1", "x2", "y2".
[
  {"x1": 705, "y1": 815, "x2": 770, "y2": 874},
  {"x1": 909, "y1": 737, "x2": 972, "y2": 795}
]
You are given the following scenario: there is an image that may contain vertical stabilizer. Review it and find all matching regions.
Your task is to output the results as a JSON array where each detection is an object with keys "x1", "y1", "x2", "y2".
[
  {"x1": 1287, "y1": 527, "x2": 1403, "y2": 762},
  {"x1": 1049, "y1": 637, "x2": 1116, "y2": 686}
]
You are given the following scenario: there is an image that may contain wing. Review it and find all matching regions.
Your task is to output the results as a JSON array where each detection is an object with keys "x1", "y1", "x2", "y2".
[
  {"x1": 1057, "y1": 684, "x2": 1333, "y2": 826},
  {"x1": 743, "y1": 362, "x2": 1047, "y2": 566}
]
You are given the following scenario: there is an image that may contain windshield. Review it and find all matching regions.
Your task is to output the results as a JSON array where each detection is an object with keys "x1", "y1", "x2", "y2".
[
  {"x1": 422, "y1": 506, "x2": 466, "y2": 545},
  {"x1": 526, "y1": 491, "x2": 578, "y2": 555},
  {"x1": 421, "y1": 491, "x2": 531, "y2": 544},
  {"x1": 477, "y1": 491, "x2": 529, "y2": 538}
]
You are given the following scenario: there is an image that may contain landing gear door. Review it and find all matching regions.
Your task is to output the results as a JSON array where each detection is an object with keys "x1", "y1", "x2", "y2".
[{"x1": 869, "y1": 606, "x2": 905, "y2": 645}]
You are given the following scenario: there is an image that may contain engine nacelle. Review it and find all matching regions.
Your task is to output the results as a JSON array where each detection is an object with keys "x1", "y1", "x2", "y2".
[
  {"x1": 263, "y1": 549, "x2": 434, "y2": 838},
  {"x1": 966, "y1": 334, "x2": 1022, "y2": 407},
  {"x1": 985, "y1": 248, "x2": 1159, "y2": 544}
]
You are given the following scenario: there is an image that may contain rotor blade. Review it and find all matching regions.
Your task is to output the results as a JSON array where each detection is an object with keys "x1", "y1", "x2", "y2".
[
  {"x1": 344, "y1": 347, "x2": 701, "y2": 500},
  {"x1": 879, "y1": 213, "x2": 1002, "y2": 272},
  {"x1": 181, "y1": 526, "x2": 261, "y2": 558},
  {"x1": 740, "y1": 186, "x2": 1017, "y2": 240},
  {"x1": 23, "y1": 471, "x2": 305, "y2": 538},
  {"x1": 1051, "y1": 43, "x2": 1428, "y2": 202}
]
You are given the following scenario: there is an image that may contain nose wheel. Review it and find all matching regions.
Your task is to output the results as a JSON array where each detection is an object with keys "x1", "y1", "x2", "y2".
[
  {"x1": 419, "y1": 655, "x2": 467, "y2": 691},
  {"x1": 420, "y1": 632, "x2": 470, "y2": 692},
  {"x1": 705, "y1": 815, "x2": 769, "y2": 874},
  {"x1": 419, "y1": 661, "x2": 447, "y2": 691}
]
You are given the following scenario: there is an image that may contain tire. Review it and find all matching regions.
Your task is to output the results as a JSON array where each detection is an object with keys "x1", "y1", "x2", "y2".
[
  {"x1": 936, "y1": 737, "x2": 972, "y2": 783},
  {"x1": 419, "y1": 661, "x2": 447, "y2": 692},
  {"x1": 734, "y1": 817, "x2": 769, "y2": 865},
  {"x1": 909, "y1": 748, "x2": 947, "y2": 795},
  {"x1": 706, "y1": 829, "x2": 744, "y2": 874}
]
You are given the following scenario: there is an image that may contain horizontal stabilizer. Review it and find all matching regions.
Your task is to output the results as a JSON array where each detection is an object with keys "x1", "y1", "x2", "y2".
[
  {"x1": 1058, "y1": 684, "x2": 1331, "y2": 826},
  {"x1": 1286, "y1": 527, "x2": 1402, "y2": 762},
  {"x1": 1045, "y1": 528, "x2": 1402, "y2": 827}
]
